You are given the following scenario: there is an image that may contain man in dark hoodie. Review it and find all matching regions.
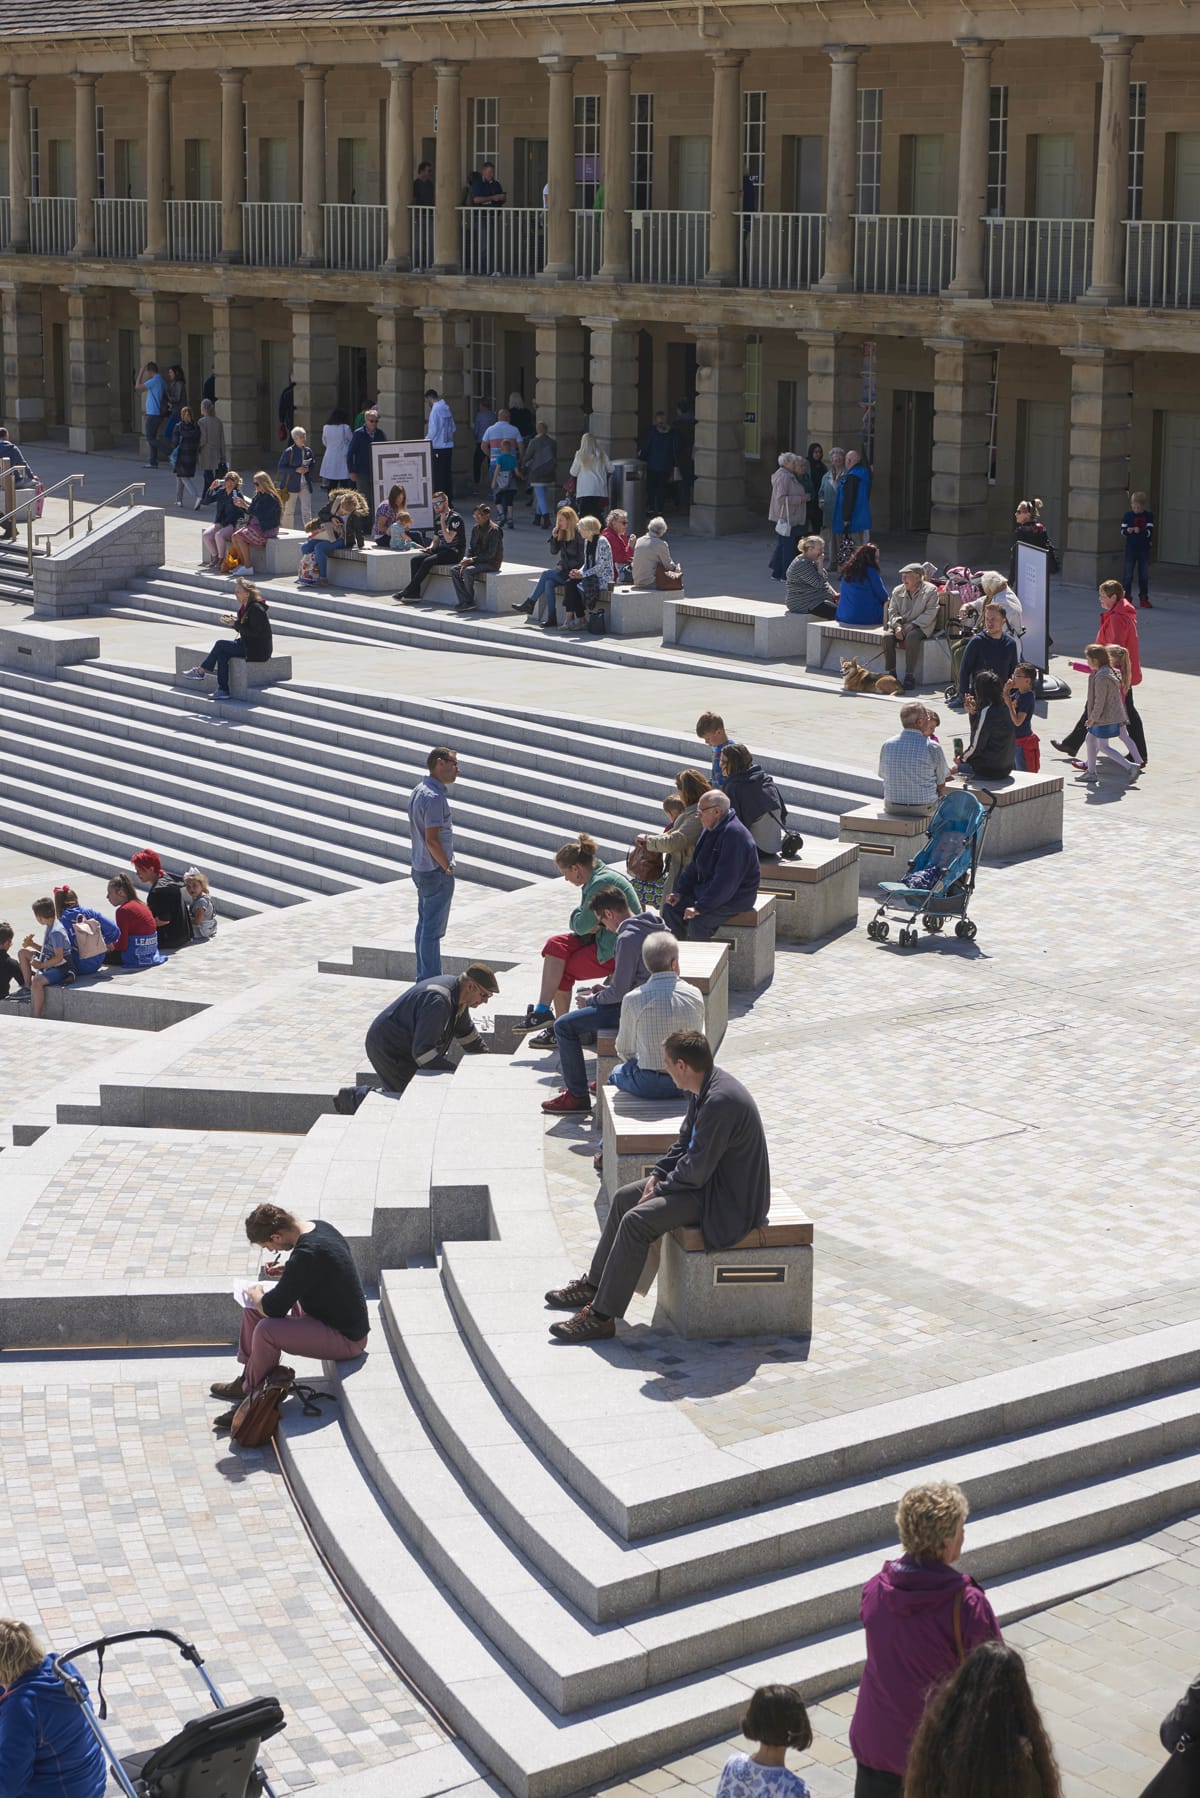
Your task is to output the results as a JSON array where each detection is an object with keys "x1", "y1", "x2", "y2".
[
  {"x1": 544, "y1": 1029, "x2": 770, "y2": 1344},
  {"x1": 718, "y1": 743, "x2": 802, "y2": 861},
  {"x1": 952, "y1": 602, "x2": 1018, "y2": 710}
]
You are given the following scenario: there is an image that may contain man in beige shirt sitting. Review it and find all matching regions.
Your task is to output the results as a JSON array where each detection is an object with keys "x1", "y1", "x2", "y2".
[{"x1": 884, "y1": 563, "x2": 941, "y2": 691}]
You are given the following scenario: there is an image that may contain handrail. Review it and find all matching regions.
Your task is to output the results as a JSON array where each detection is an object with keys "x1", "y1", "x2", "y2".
[
  {"x1": 0, "y1": 471, "x2": 86, "y2": 577},
  {"x1": 36, "y1": 484, "x2": 147, "y2": 557}
]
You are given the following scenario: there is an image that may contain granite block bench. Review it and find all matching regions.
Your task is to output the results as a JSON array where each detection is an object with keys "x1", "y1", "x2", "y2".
[
  {"x1": 0, "y1": 622, "x2": 100, "y2": 676},
  {"x1": 840, "y1": 770, "x2": 1063, "y2": 879},
  {"x1": 656, "y1": 1195, "x2": 814, "y2": 1340},
  {"x1": 714, "y1": 892, "x2": 777, "y2": 988},
  {"x1": 757, "y1": 844, "x2": 860, "y2": 941},
  {"x1": 837, "y1": 804, "x2": 927, "y2": 888},
  {"x1": 173, "y1": 645, "x2": 292, "y2": 699},
  {"x1": 249, "y1": 530, "x2": 307, "y2": 578},
  {"x1": 328, "y1": 544, "x2": 417, "y2": 592},
  {"x1": 607, "y1": 587, "x2": 665, "y2": 637},
  {"x1": 430, "y1": 562, "x2": 545, "y2": 613},
  {"x1": 595, "y1": 940, "x2": 730, "y2": 1086},
  {"x1": 599, "y1": 1087, "x2": 687, "y2": 1199},
  {"x1": 663, "y1": 596, "x2": 809, "y2": 660},
  {"x1": 805, "y1": 619, "x2": 952, "y2": 686}
]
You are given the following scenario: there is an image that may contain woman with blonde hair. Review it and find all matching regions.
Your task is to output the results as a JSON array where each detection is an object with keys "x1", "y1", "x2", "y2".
[
  {"x1": 229, "y1": 469, "x2": 282, "y2": 565},
  {"x1": 569, "y1": 431, "x2": 613, "y2": 521},
  {"x1": 564, "y1": 514, "x2": 615, "y2": 630},
  {"x1": 515, "y1": 505, "x2": 584, "y2": 628},
  {"x1": 0, "y1": 1617, "x2": 108, "y2": 1797},
  {"x1": 849, "y1": 1481, "x2": 1001, "y2": 1798},
  {"x1": 519, "y1": 832, "x2": 641, "y2": 1042},
  {"x1": 183, "y1": 867, "x2": 219, "y2": 941}
]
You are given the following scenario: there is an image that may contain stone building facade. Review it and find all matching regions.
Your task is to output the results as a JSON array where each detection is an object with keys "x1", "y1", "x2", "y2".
[{"x1": 1, "y1": 0, "x2": 1199, "y2": 578}]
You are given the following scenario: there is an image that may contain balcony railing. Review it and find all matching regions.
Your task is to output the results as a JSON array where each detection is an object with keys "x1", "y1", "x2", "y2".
[
  {"x1": 573, "y1": 209, "x2": 602, "y2": 279},
  {"x1": 166, "y1": 199, "x2": 221, "y2": 262},
  {"x1": 855, "y1": 215, "x2": 955, "y2": 295},
  {"x1": 739, "y1": 212, "x2": 825, "y2": 289},
  {"x1": 986, "y1": 217, "x2": 1093, "y2": 302},
  {"x1": 95, "y1": 197, "x2": 147, "y2": 259},
  {"x1": 29, "y1": 196, "x2": 76, "y2": 257},
  {"x1": 1125, "y1": 220, "x2": 1200, "y2": 309},
  {"x1": 459, "y1": 205, "x2": 545, "y2": 277},
  {"x1": 411, "y1": 205, "x2": 435, "y2": 271},
  {"x1": 242, "y1": 201, "x2": 303, "y2": 267},
  {"x1": 324, "y1": 202, "x2": 386, "y2": 271},
  {"x1": 631, "y1": 209, "x2": 709, "y2": 284}
]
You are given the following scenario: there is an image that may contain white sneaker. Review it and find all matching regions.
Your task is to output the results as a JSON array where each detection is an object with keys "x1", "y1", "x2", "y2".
[{"x1": 181, "y1": 667, "x2": 206, "y2": 680}]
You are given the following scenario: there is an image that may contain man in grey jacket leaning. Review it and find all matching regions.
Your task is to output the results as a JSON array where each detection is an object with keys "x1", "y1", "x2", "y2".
[
  {"x1": 542, "y1": 888, "x2": 664, "y2": 1116},
  {"x1": 545, "y1": 1028, "x2": 771, "y2": 1343}
]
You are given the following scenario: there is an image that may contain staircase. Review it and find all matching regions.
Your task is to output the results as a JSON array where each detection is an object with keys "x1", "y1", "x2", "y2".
[
  {"x1": 0, "y1": 661, "x2": 880, "y2": 915},
  {"x1": 0, "y1": 537, "x2": 36, "y2": 605}
]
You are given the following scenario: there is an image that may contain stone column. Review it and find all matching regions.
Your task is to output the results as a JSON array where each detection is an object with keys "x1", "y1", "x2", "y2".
[
  {"x1": 597, "y1": 53, "x2": 634, "y2": 282},
  {"x1": 432, "y1": 62, "x2": 463, "y2": 274},
  {"x1": 135, "y1": 288, "x2": 181, "y2": 382},
  {"x1": 539, "y1": 55, "x2": 576, "y2": 281},
  {"x1": 584, "y1": 316, "x2": 639, "y2": 456},
  {"x1": 705, "y1": 52, "x2": 743, "y2": 287},
  {"x1": 298, "y1": 64, "x2": 329, "y2": 267},
  {"x1": 72, "y1": 75, "x2": 99, "y2": 259},
  {"x1": 818, "y1": 46, "x2": 862, "y2": 294},
  {"x1": 290, "y1": 302, "x2": 339, "y2": 427},
  {"x1": 924, "y1": 337, "x2": 994, "y2": 565},
  {"x1": 417, "y1": 306, "x2": 470, "y2": 479},
  {"x1": 1085, "y1": 35, "x2": 1138, "y2": 305},
  {"x1": 208, "y1": 295, "x2": 259, "y2": 469},
  {"x1": 142, "y1": 71, "x2": 171, "y2": 260},
  {"x1": 0, "y1": 283, "x2": 46, "y2": 436},
  {"x1": 62, "y1": 285, "x2": 112, "y2": 450},
  {"x1": 218, "y1": 68, "x2": 246, "y2": 263},
  {"x1": 534, "y1": 316, "x2": 587, "y2": 446},
  {"x1": 372, "y1": 303, "x2": 424, "y2": 438},
  {"x1": 946, "y1": 40, "x2": 995, "y2": 299},
  {"x1": 799, "y1": 330, "x2": 864, "y2": 450},
  {"x1": 1061, "y1": 346, "x2": 1133, "y2": 584},
  {"x1": 383, "y1": 61, "x2": 414, "y2": 271},
  {"x1": 7, "y1": 78, "x2": 32, "y2": 254},
  {"x1": 688, "y1": 325, "x2": 746, "y2": 536}
]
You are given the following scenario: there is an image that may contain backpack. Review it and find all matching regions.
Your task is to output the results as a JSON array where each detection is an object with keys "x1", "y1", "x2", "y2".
[
  {"x1": 72, "y1": 915, "x2": 106, "y2": 961},
  {"x1": 231, "y1": 1366, "x2": 321, "y2": 1448}
]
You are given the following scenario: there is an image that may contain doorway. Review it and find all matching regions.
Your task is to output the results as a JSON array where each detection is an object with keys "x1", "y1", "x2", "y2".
[
  {"x1": 50, "y1": 322, "x2": 68, "y2": 430},
  {"x1": 890, "y1": 390, "x2": 934, "y2": 532},
  {"x1": 118, "y1": 329, "x2": 138, "y2": 433},
  {"x1": 259, "y1": 339, "x2": 290, "y2": 446},
  {"x1": 1170, "y1": 133, "x2": 1200, "y2": 221},
  {"x1": 512, "y1": 138, "x2": 548, "y2": 208},
  {"x1": 901, "y1": 136, "x2": 944, "y2": 216},
  {"x1": 783, "y1": 136, "x2": 823, "y2": 213},
  {"x1": 502, "y1": 328, "x2": 536, "y2": 410},
  {"x1": 339, "y1": 344, "x2": 369, "y2": 418},
  {"x1": 1031, "y1": 135, "x2": 1075, "y2": 217},
  {"x1": 187, "y1": 334, "x2": 213, "y2": 415},
  {"x1": 670, "y1": 136, "x2": 711, "y2": 211},
  {"x1": 1156, "y1": 410, "x2": 1200, "y2": 564},
  {"x1": 1018, "y1": 398, "x2": 1067, "y2": 542}
]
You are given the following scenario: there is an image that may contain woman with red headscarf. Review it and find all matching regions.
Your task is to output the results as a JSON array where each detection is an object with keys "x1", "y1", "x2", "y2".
[{"x1": 130, "y1": 849, "x2": 193, "y2": 951}]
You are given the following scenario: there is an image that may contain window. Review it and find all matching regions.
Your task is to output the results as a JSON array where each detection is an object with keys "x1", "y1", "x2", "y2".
[
  {"x1": 470, "y1": 313, "x2": 496, "y2": 412},
  {"x1": 242, "y1": 102, "x2": 249, "y2": 200},
  {"x1": 1128, "y1": 81, "x2": 1146, "y2": 221},
  {"x1": 96, "y1": 104, "x2": 105, "y2": 199},
  {"x1": 742, "y1": 90, "x2": 765, "y2": 212},
  {"x1": 30, "y1": 106, "x2": 39, "y2": 198},
  {"x1": 856, "y1": 89, "x2": 882, "y2": 214},
  {"x1": 986, "y1": 351, "x2": 1000, "y2": 484},
  {"x1": 574, "y1": 94, "x2": 600, "y2": 208},
  {"x1": 988, "y1": 86, "x2": 1008, "y2": 217},
  {"x1": 860, "y1": 340, "x2": 877, "y2": 464},
  {"x1": 631, "y1": 93, "x2": 653, "y2": 211},
  {"x1": 472, "y1": 96, "x2": 498, "y2": 175},
  {"x1": 744, "y1": 334, "x2": 763, "y2": 460}
]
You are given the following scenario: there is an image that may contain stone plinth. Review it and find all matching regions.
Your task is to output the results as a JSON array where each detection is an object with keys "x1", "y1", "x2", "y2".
[
  {"x1": 714, "y1": 892, "x2": 777, "y2": 988},
  {"x1": 656, "y1": 1202, "x2": 814, "y2": 1340},
  {"x1": 839, "y1": 803, "x2": 931, "y2": 888},
  {"x1": 0, "y1": 621, "x2": 100, "y2": 675},
  {"x1": 663, "y1": 597, "x2": 808, "y2": 660},
  {"x1": 806, "y1": 620, "x2": 952, "y2": 686},
  {"x1": 757, "y1": 845, "x2": 860, "y2": 941}
]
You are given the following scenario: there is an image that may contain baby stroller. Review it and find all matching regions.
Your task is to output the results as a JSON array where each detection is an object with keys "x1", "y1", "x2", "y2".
[
  {"x1": 866, "y1": 788, "x2": 995, "y2": 947},
  {"x1": 52, "y1": 1627, "x2": 285, "y2": 1798}
]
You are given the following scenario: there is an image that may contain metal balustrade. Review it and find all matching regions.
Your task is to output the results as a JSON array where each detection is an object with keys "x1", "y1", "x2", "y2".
[
  {"x1": 323, "y1": 203, "x2": 386, "y2": 271},
  {"x1": 1125, "y1": 220, "x2": 1200, "y2": 310},
  {"x1": 95, "y1": 197, "x2": 148, "y2": 259},
  {"x1": 29, "y1": 196, "x2": 76, "y2": 256},
  {"x1": 739, "y1": 212, "x2": 825, "y2": 289},
  {"x1": 165, "y1": 199, "x2": 221, "y2": 262},
  {"x1": 458, "y1": 205, "x2": 545, "y2": 277},
  {"x1": 410, "y1": 205, "x2": 435, "y2": 270},
  {"x1": 855, "y1": 215, "x2": 955, "y2": 295},
  {"x1": 630, "y1": 209, "x2": 709, "y2": 285},
  {"x1": 985, "y1": 217, "x2": 1093, "y2": 302},
  {"x1": 573, "y1": 209, "x2": 602, "y2": 278},
  {"x1": 241, "y1": 202, "x2": 303, "y2": 267}
]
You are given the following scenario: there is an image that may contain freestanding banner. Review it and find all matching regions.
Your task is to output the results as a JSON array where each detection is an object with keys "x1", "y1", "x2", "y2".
[
  {"x1": 1014, "y1": 541, "x2": 1050, "y2": 669},
  {"x1": 370, "y1": 440, "x2": 435, "y2": 530}
]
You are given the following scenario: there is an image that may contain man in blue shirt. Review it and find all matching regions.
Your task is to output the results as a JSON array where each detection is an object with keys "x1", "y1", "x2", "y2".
[
  {"x1": 135, "y1": 360, "x2": 168, "y2": 467},
  {"x1": 407, "y1": 746, "x2": 459, "y2": 979}
]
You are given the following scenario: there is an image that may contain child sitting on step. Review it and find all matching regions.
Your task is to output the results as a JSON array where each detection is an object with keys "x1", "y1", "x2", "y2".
[{"x1": 716, "y1": 1685, "x2": 813, "y2": 1798}]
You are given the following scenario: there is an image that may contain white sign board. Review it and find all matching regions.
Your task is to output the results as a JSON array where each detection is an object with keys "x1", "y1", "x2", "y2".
[
  {"x1": 370, "y1": 440, "x2": 435, "y2": 530},
  {"x1": 1014, "y1": 541, "x2": 1050, "y2": 670}
]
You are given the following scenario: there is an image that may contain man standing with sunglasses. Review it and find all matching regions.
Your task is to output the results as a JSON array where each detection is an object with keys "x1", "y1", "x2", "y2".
[{"x1": 408, "y1": 746, "x2": 460, "y2": 979}]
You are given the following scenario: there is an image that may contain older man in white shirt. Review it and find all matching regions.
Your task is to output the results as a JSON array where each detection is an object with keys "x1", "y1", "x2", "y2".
[
  {"x1": 878, "y1": 704, "x2": 950, "y2": 817},
  {"x1": 610, "y1": 931, "x2": 704, "y2": 1100}
]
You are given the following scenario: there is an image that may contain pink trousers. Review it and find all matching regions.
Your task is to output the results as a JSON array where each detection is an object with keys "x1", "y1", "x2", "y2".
[{"x1": 238, "y1": 1302, "x2": 368, "y2": 1389}]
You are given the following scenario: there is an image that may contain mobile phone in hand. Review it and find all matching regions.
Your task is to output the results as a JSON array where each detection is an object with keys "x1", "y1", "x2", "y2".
[{"x1": 953, "y1": 737, "x2": 964, "y2": 759}]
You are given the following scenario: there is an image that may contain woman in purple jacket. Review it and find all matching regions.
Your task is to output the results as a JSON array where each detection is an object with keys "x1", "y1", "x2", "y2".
[{"x1": 849, "y1": 1481, "x2": 1001, "y2": 1798}]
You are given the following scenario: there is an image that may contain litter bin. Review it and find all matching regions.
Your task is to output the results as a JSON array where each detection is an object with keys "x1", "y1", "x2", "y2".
[{"x1": 610, "y1": 458, "x2": 647, "y2": 536}]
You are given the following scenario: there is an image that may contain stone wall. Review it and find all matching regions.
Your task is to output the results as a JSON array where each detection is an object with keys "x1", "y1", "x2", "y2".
[{"x1": 32, "y1": 504, "x2": 166, "y2": 619}]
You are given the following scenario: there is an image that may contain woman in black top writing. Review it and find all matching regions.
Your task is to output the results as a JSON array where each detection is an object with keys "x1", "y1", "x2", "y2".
[{"x1": 210, "y1": 1202, "x2": 370, "y2": 1433}]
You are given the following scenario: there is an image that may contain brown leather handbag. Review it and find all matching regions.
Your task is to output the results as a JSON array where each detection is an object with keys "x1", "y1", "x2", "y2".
[
  {"x1": 231, "y1": 1366, "x2": 321, "y2": 1447},
  {"x1": 626, "y1": 841, "x2": 665, "y2": 882},
  {"x1": 655, "y1": 563, "x2": 684, "y2": 591}
]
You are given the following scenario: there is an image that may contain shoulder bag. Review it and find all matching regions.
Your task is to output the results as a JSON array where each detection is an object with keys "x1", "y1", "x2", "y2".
[
  {"x1": 231, "y1": 1366, "x2": 322, "y2": 1448},
  {"x1": 655, "y1": 564, "x2": 684, "y2": 591},
  {"x1": 627, "y1": 842, "x2": 665, "y2": 882}
]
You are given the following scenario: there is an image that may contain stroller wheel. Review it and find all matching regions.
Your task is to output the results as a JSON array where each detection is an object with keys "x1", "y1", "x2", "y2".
[
  {"x1": 876, "y1": 920, "x2": 890, "y2": 941},
  {"x1": 955, "y1": 920, "x2": 978, "y2": 941},
  {"x1": 866, "y1": 919, "x2": 879, "y2": 940},
  {"x1": 922, "y1": 915, "x2": 943, "y2": 933}
]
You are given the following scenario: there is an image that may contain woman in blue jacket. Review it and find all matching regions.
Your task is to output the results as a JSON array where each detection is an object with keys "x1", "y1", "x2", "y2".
[
  {"x1": 831, "y1": 449, "x2": 872, "y2": 545},
  {"x1": 0, "y1": 1618, "x2": 108, "y2": 1798},
  {"x1": 836, "y1": 542, "x2": 888, "y2": 627}
]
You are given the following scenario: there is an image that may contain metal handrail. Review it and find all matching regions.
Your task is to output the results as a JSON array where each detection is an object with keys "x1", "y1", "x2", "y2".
[
  {"x1": 0, "y1": 470, "x2": 85, "y2": 576},
  {"x1": 36, "y1": 484, "x2": 147, "y2": 557}
]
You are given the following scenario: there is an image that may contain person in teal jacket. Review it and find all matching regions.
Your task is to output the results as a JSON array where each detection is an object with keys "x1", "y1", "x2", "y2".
[
  {"x1": 0, "y1": 1619, "x2": 108, "y2": 1798},
  {"x1": 521, "y1": 832, "x2": 641, "y2": 1044},
  {"x1": 832, "y1": 450, "x2": 872, "y2": 545}
]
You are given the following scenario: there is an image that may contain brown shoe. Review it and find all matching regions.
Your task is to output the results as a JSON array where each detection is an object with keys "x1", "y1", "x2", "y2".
[
  {"x1": 210, "y1": 1376, "x2": 245, "y2": 1401},
  {"x1": 212, "y1": 1407, "x2": 237, "y2": 1434},
  {"x1": 545, "y1": 1277, "x2": 597, "y2": 1312},
  {"x1": 549, "y1": 1304, "x2": 615, "y2": 1344}
]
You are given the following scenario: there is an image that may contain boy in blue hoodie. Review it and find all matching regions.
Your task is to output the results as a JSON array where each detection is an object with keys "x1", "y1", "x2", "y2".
[{"x1": 1121, "y1": 489, "x2": 1154, "y2": 609}]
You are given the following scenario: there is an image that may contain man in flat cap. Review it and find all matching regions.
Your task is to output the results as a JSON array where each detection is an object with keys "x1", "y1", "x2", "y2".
[{"x1": 884, "y1": 563, "x2": 941, "y2": 691}]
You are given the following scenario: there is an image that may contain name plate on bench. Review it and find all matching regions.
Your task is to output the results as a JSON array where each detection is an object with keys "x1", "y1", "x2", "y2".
[{"x1": 714, "y1": 1265, "x2": 787, "y2": 1284}]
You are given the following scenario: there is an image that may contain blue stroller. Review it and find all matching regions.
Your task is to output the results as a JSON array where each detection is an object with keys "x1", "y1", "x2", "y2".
[{"x1": 866, "y1": 788, "x2": 995, "y2": 947}]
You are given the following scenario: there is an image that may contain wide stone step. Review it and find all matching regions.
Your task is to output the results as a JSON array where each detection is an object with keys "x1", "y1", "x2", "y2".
[{"x1": 0, "y1": 814, "x2": 283, "y2": 913}]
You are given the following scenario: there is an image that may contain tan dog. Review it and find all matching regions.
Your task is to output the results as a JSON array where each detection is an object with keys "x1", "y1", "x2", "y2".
[{"x1": 841, "y1": 655, "x2": 902, "y2": 696}]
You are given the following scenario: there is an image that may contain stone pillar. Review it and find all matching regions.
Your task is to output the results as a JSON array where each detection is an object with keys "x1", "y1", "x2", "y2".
[
  {"x1": 62, "y1": 285, "x2": 112, "y2": 450},
  {"x1": 585, "y1": 317, "x2": 639, "y2": 458},
  {"x1": 433, "y1": 62, "x2": 463, "y2": 274},
  {"x1": 597, "y1": 53, "x2": 634, "y2": 282},
  {"x1": 946, "y1": 40, "x2": 995, "y2": 299},
  {"x1": 218, "y1": 69, "x2": 246, "y2": 263},
  {"x1": 1061, "y1": 346, "x2": 1133, "y2": 584},
  {"x1": 135, "y1": 288, "x2": 181, "y2": 382},
  {"x1": 290, "y1": 302, "x2": 339, "y2": 428},
  {"x1": 540, "y1": 55, "x2": 576, "y2": 281},
  {"x1": 819, "y1": 46, "x2": 862, "y2": 294},
  {"x1": 705, "y1": 53, "x2": 743, "y2": 286},
  {"x1": 688, "y1": 325, "x2": 747, "y2": 536},
  {"x1": 372, "y1": 304, "x2": 424, "y2": 438},
  {"x1": 417, "y1": 306, "x2": 470, "y2": 479},
  {"x1": 0, "y1": 283, "x2": 46, "y2": 436},
  {"x1": 209, "y1": 295, "x2": 259, "y2": 469},
  {"x1": 799, "y1": 330, "x2": 864, "y2": 450},
  {"x1": 72, "y1": 75, "x2": 99, "y2": 259},
  {"x1": 1085, "y1": 35, "x2": 1138, "y2": 305},
  {"x1": 383, "y1": 61, "x2": 414, "y2": 271},
  {"x1": 534, "y1": 316, "x2": 587, "y2": 446},
  {"x1": 298, "y1": 64, "x2": 328, "y2": 267},
  {"x1": 143, "y1": 72, "x2": 171, "y2": 261},
  {"x1": 7, "y1": 78, "x2": 32, "y2": 254},
  {"x1": 924, "y1": 337, "x2": 994, "y2": 565}
]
